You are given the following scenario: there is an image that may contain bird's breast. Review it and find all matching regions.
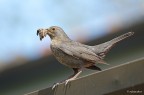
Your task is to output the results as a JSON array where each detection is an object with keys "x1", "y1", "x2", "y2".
[{"x1": 50, "y1": 44, "x2": 84, "y2": 68}]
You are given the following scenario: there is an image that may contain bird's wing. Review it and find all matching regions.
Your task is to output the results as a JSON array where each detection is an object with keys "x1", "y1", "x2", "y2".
[{"x1": 58, "y1": 43, "x2": 107, "y2": 64}]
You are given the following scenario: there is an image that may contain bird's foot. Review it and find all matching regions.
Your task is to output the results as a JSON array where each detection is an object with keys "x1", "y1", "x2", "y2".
[
  {"x1": 52, "y1": 82, "x2": 60, "y2": 90},
  {"x1": 65, "y1": 78, "x2": 73, "y2": 86},
  {"x1": 52, "y1": 78, "x2": 74, "y2": 90}
]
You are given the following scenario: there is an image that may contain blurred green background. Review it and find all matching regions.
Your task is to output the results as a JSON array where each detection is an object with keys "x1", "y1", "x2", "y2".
[{"x1": 0, "y1": 0, "x2": 144, "y2": 95}]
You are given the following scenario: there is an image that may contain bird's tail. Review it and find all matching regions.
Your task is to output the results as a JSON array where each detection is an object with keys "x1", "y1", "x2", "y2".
[
  {"x1": 91, "y1": 32, "x2": 134, "y2": 58},
  {"x1": 109, "y1": 32, "x2": 134, "y2": 44}
]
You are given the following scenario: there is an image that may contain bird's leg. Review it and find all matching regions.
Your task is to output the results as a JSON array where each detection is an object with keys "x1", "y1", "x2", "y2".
[
  {"x1": 65, "y1": 68, "x2": 82, "y2": 85},
  {"x1": 52, "y1": 68, "x2": 82, "y2": 90}
]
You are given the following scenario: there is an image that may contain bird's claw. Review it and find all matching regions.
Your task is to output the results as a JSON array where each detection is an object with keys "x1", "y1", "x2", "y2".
[
  {"x1": 65, "y1": 79, "x2": 73, "y2": 86},
  {"x1": 52, "y1": 82, "x2": 60, "y2": 90},
  {"x1": 52, "y1": 79, "x2": 72, "y2": 90},
  {"x1": 65, "y1": 80, "x2": 69, "y2": 86}
]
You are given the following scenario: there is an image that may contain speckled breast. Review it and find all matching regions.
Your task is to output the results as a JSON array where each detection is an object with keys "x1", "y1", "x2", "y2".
[{"x1": 50, "y1": 45, "x2": 84, "y2": 68}]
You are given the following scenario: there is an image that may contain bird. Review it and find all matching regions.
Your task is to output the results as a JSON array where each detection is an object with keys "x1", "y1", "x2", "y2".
[{"x1": 37, "y1": 26, "x2": 134, "y2": 89}]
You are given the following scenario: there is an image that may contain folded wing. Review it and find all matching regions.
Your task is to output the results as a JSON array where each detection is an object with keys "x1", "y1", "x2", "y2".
[{"x1": 58, "y1": 42, "x2": 107, "y2": 64}]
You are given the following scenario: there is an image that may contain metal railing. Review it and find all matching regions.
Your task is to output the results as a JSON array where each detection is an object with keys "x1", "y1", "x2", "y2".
[{"x1": 26, "y1": 57, "x2": 144, "y2": 95}]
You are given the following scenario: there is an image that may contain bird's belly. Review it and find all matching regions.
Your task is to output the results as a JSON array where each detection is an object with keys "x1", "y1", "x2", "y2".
[{"x1": 51, "y1": 47, "x2": 84, "y2": 68}]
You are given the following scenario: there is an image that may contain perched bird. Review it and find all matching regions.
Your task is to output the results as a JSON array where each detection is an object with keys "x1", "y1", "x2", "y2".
[{"x1": 37, "y1": 26, "x2": 134, "y2": 89}]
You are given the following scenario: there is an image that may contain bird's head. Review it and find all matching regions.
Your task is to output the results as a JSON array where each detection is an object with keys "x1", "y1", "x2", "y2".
[{"x1": 37, "y1": 26, "x2": 70, "y2": 41}]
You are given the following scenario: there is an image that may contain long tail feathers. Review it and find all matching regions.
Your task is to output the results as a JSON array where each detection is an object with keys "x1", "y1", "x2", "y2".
[
  {"x1": 92, "y1": 32, "x2": 134, "y2": 58},
  {"x1": 110, "y1": 32, "x2": 134, "y2": 44}
]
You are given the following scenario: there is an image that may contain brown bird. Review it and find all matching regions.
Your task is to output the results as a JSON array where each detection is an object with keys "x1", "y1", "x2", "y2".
[{"x1": 37, "y1": 26, "x2": 134, "y2": 89}]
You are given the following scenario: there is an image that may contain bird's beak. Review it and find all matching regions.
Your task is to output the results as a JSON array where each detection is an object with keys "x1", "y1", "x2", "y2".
[
  {"x1": 46, "y1": 29, "x2": 51, "y2": 35},
  {"x1": 46, "y1": 28, "x2": 54, "y2": 39}
]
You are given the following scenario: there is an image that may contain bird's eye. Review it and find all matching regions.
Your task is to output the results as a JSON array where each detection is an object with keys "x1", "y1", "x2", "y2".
[{"x1": 52, "y1": 28, "x2": 55, "y2": 31}]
